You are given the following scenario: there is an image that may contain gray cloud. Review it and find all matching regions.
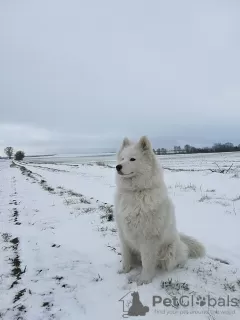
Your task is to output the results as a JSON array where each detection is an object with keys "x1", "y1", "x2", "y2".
[{"x1": 1, "y1": 0, "x2": 240, "y2": 155}]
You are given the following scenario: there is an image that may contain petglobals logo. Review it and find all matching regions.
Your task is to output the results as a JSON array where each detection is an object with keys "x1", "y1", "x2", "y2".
[
  {"x1": 119, "y1": 292, "x2": 239, "y2": 318},
  {"x1": 153, "y1": 294, "x2": 239, "y2": 308},
  {"x1": 119, "y1": 291, "x2": 149, "y2": 318}
]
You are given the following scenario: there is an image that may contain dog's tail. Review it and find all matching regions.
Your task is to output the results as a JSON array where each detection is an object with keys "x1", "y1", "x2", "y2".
[{"x1": 180, "y1": 233, "x2": 206, "y2": 258}]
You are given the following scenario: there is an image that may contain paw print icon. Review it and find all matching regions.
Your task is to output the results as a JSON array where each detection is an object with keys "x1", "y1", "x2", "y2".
[{"x1": 196, "y1": 296, "x2": 206, "y2": 307}]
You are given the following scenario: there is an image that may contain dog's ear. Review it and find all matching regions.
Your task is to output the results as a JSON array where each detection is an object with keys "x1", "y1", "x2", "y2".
[
  {"x1": 138, "y1": 136, "x2": 152, "y2": 152},
  {"x1": 122, "y1": 137, "x2": 131, "y2": 148},
  {"x1": 117, "y1": 137, "x2": 131, "y2": 156}
]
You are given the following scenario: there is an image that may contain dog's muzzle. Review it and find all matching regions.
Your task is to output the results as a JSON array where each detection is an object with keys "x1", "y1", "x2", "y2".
[{"x1": 116, "y1": 164, "x2": 122, "y2": 172}]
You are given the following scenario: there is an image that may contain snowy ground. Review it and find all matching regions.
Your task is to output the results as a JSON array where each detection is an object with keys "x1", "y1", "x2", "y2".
[{"x1": 1, "y1": 155, "x2": 240, "y2": 319}]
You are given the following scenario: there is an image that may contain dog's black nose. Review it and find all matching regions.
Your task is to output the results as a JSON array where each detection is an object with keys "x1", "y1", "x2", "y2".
[{"x1": 116, "y1": 164, "x2": 122, "y2": 172}]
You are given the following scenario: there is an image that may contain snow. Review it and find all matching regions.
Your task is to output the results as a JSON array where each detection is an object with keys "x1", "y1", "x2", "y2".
[{"x1": 1, "y1": 155, "x2": 240, "y2": 319}]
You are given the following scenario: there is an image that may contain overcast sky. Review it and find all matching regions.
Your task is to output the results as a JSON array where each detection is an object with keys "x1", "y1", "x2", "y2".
[{"x1": 1, "y1": 0, "x2": 240, "y2": 155}]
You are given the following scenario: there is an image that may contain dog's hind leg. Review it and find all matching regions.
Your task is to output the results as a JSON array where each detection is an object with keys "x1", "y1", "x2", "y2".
[{"x1": 159, "y1": 240, "x2": 188, "y2": 271}]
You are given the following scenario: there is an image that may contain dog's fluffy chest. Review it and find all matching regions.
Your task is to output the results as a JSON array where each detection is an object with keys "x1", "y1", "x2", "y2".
[{"x1": 115, "y1": 190, "x2": 163, "y2": 243}]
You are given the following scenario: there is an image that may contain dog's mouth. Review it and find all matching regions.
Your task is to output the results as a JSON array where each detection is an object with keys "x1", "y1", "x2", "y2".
[{"x1": 118, "y1": 171, "x2": 134, "y2": 176}]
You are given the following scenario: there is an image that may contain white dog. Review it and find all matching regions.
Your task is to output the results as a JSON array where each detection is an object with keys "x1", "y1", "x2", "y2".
[{"x1": 114, "y1": 136, "x2": 205, "y2": 285}]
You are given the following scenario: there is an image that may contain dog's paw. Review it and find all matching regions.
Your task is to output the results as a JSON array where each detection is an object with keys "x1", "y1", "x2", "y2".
[
  {"x1": 128, "y1": 273, "x2": 152, "y2": 285},
  {"x1": 118, "y1": 265, "x2": 132, "y2": 274},
  {"x1": 136, "y1": 277, "x2": 152, "y2": 286},
  {"x1": 127, "y1": 273, "x2": 140, "y2": 283},
  {"x1": 135, "y1": 272, "x2": 154, "y2": 286}
]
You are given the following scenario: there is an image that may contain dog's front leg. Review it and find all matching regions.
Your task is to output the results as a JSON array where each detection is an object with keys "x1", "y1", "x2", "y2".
[
  {"x1": 118, "y1": 229, "x2": 133, "y2": 274},
  {"x1": 137, "y1": 242, "x2": 158, "y2": 285}
]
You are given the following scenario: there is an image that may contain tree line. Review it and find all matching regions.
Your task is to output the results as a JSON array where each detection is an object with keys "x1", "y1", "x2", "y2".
[
  {"x1": 2, "y1": 147, "x2": 25, "y2": 160},
  {"x1": 153, "y1": 142, "x2": 240, "y2": 155}
]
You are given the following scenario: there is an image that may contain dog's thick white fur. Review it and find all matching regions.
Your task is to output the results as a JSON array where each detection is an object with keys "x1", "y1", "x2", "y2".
[{"x1": 114, "y1": 136, "x2": 205, "y2": 285}]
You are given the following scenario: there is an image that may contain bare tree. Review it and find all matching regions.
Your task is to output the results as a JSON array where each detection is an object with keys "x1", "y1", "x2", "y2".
[{"x1": 4, "y1": 147, "x2": 14, "y2": 159}]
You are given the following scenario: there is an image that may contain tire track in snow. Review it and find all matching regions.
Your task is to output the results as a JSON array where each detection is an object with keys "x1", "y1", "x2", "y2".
[{"x1": 0, "y1": 173, "x2": 28, "y2": 319}]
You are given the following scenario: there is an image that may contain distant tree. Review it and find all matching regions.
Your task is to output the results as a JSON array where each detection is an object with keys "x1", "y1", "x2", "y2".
[
  {"x1": 184, "y1": 144, "x2": 192, "y2": 153},
  {"x1": 212, "y1": 142, "x2": 236, "y2": 153},
  {"x1": 225, "y1": 142, "x2": 234, "y2": 148},
  {"x1": 155, "y1": 141, "x2": 240, "y2": 155},
  {"x1": 4, "y1": 147, "x2": 14, "y2": 159},
  {"x1": 174, "y1": 146, "x2": 181, "y2": 153},
  {"x1": 224, "y1": 142, "x2": 234, "y2": 151},
  {"x1": 14, "y1": 150, "x2": 25, "y2": 161},
  {"x1": 213, "y1": 143, "x2": 222, "y2": 152}
]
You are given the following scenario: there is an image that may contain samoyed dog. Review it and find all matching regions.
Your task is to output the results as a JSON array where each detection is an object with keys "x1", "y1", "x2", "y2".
[{"x1": 114, "y1": 136, "x2": 205, "y2": 285}]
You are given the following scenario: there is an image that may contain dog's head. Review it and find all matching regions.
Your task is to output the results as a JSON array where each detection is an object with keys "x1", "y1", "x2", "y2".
[{"x1": 116, "y1": 136, "x2": 155, "y2": 179}]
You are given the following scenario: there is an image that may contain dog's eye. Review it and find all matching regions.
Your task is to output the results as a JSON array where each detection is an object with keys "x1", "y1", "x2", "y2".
[{"x1": 130, "y1": 158, "x2": 136, "y2": 161}]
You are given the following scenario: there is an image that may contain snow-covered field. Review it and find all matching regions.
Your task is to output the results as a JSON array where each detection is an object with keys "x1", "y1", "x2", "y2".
[{"x1": 1, "y1": 154, "x2": 240, "y2": 319}]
